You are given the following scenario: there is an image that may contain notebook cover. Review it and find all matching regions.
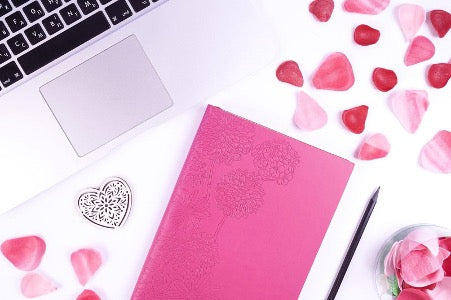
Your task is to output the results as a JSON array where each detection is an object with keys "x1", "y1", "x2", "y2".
[{"x1": 132, "y1": 105, "x2": 354, "y2": 299}]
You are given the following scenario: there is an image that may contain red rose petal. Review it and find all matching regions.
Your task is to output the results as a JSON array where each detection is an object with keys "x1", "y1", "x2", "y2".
[
  {"x1": 419, "y1": 130, "x2": 451, "y2": 173},
  {"x1": 427, "y1": 63, "x2": 451, "y2": 89},
  {"x1": 77, "y1": 289, "x2": 101, "y2": 300},
  {"x1": 21, "y1": 273, "x2": 57, "y2": 298},
  {"x1": 343, "y1": 0, "x2": 389, "y2": 15},
  {"x1": 309, "y1": 0, "x2": 334, "y2": 22},
  {"x1": 354, "y1": 24, "x2": 380, "y2": 46},
  {"x1": 276, "y1": 60, "x2": 304, "y2": 87},
  {"x1": 356, "y1": 133, "x2": 390, "y2": 160},
  {"x1": 71, "y1": 248, "x2": 102, "y2": 285},
  {"x1": 430, "y1": 10, "x2": 451, "y2": 38},
  {"x1": 1, "y1": 236, "x2": 46, "y2": 271},
  {"x1": 398, "y1": 288, "x2": 432, "y2": 300},
  {"x1": 342, "y1": 105, "x2": 368, "y2": 134},
  {"x1": 372, "y1": 68, "x2": 398, "y2": 92},
  {"x1": 312, "y1": 52, "x2": 354, "y2": 91},
  {"x1": 398, "y1": 4, "x2": 425, "y2": 41},
  {"x1": 439, "y1": 238, "x2": 451, "y2": 276},
  {"x1": 390, "y1": 90, "x2": 429, "y2": 134},
  {"x1": 293, "y1": 91, "x2": 328, "y2": 131},
  {"x1": 404, "y1": 36, "x2": 435, "y2": 66}
]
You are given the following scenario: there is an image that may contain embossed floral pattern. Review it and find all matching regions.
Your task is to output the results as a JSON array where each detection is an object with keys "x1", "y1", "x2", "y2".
[
  {"x1": 216, "y1": 169, "x2": 265, "y2": 218},
  {"x1": 252, "y1": 140, "x2": 300, "y2": 185}
]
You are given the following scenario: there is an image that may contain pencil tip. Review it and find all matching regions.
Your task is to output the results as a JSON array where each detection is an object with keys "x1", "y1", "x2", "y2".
[{"x1": 373, "y1": 187, "x2": 380, "y2": 200}]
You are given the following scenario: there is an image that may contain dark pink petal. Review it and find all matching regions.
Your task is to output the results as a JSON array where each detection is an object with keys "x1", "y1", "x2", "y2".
[
  {"x1": 439, "y1": 238, "x2": 451, "y2": 275},
  {"x1": 1, "y1": 236, "x2": 46, "y2": 271},
  {"x1": 390, "y1": 90, "x2": 428, "y2": 134},
  {"x1": 71, "y1": 248, "x2": 102, "y2": 285},
  {"x1": 398, "y1": 4, "x2": 425, "y2": 40},
  {"x1": 372, "y1": 68, "x2": 398, "y2": 92},
  {"x1": 341, "y1": 105, "x2": 368, "y2": 134},
  {"x1": 427, "y1": 63, "x2": 451, "y2": 89},
  {"x1": 356, "y1": 134, "x2": 390, "y2": 160},
  {"x1": 398, "y1": 288, "x2": 432, "y2": 300},
  {"x1": 276, "y1": 60, "x2": 304, "y2": 87},
  {"x1": 404, "y1": 36, "x2": 435, "y2": 66},
  {"x1": 430, "y1": 10, "x2": 451, "y2": 38},
  {"x1": 419, "y1": 131, "x2": 451, "y2": 173},
  {"x1": 21, "y1": 273, "x2": 57, "y2": 298},
  {"x1": 293, "y1": 91, "x2": 327, "y2": 131},
  {"x1": 77, "y1": 289, "x2": 101, "y2": 300},
  {"x1": 353, "y1": 24, "x2": 380, "y2": 46},
  {"x1": 312, "y1": 52, "x2": 354, "y2": 91},
  {"x1": 343, "y1": 0, "x2": 389, "y2": 15},
  {"x1": 309, "y1": 0, "x2": 334, "y2": 22}
]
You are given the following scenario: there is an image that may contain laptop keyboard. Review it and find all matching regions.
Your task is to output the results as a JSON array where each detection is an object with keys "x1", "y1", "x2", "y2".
[{"x1": 0, "y1": 0, "x2": 161, "y2": 93}]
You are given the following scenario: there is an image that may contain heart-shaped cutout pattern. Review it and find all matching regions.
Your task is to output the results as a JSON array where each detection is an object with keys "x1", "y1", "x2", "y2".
[
  {"x1": 293, "y1": 91, "x2": 328, "y2": 131},
  {"x1": 77, "y1": 177, "x2": 132, "y2": 229},
  {"x1": 404, "y1": 36, "x2": 435, "y2": 66},
  {"x1": 309, "y1": 0, "x2": 334, "y2": 22},
  {"x1": 420, "y1": 130, "x2": 451, "y2": 173},
  {"x1": 372, "y1": 67, "x2": 398, "y2": 92},
  {"x1": 356, "y1": 133, "x2": 390, "y2": 160},
  {"x1": 390, "y1": 90, "x2": 429, "y2": 134},
  {"x1": 397, "y1": 4, "x2": 425, "y2": 41},
  {"x1": 343, "y1": 0, "x2": 389, "y2": 15},
  {"x1": 428, "y1": 63, "x2": 451, "y2": 89},
  {"x1": 312, "y1": 52, "x2": 355, "y2": 91},
  {"x1": 71, "y1": 248, "x2": 102, "y2": 286},
  {"x1": 276, "y1": 60, "x2": 304, "y2": 87},
  {"x1": 77, "y1": 289, "x2": 101, "y2": 300},
  {"x1": 21, "y1": 273, "x2": 57, "y2": 298},
  {"x1": 354, "y1": 24, "x2": 380, "y2": 46},
  {"x1": 430, "y1": 10, "x2": 451, "y2": 38},
  {"x1": 342, "y1": 105, "x2": 368, "y2": 134},
  {"x1": 1, "y1": 236, "x2": 46, "y2": 271}
]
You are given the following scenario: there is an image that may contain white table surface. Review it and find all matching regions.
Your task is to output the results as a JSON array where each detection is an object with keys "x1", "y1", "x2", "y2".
[{"x1": 1, "y1": 0, "x2": 450, "y2": 299}]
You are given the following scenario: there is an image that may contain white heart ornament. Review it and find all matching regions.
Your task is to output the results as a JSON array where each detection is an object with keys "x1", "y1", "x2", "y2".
[{"x1": 77, "y1": 177, "x2": 132, "y2": 229}]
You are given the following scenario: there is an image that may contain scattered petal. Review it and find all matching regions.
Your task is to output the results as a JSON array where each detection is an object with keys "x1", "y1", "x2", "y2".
[
  {"x1": 419, "y1": 130, "x2": 451, "y2": 173},
  {"x1": 398, "y1": 288, "x2": 432, "y2": 300},
  {"x1": 276, "y1": 60, "x2": 304, "y2": 87},
  {"x1": 71, "y1": 248, "x2": 102, "y2": 285},
  {"x1": 309, "y1": 0, "x2": 334, "y2": 22},
  {"x1": 293, "y1": 91, "x2": 328, "y2": 131},
  {"x1": 77, "y1": 289, "x2": 101, "y2": 300},
  {"x1": 356, "y1": 133, "x2": 390, "y2": 160},
  {"x1": 353, "y1": 24, "x2": 380, "y2": 46},
  {"x1": 312, "y1": 52, "x2": 355, "y2": 91},
  {"x1": 343, "y1": 0, "x2": 389, "y2": 15},
  {"x1": 372, "y1": 68, "x2": 398, "y2": 92},
  {"x1": 430, "y1": 10, "x2": 451, "y2": 38},
  {"x1": 439, "y1": 238, "x2": 451, "y2": 276},
  {"x1": 427, "y1": 63, "x2": 451, "y2": 89},
  {"x1": 404, "y1": 36, "x2": 435, "y2": 66},
  {"x1": 21, "y1": 273, "x2": 57, "y2": 298},
  {"x1": 1, "y1": 236, "x2": 46, "y2": 271},
  {"x1": 341, "y1": 105, "x2": 368, "y2": 134},
  {"x1": 398, "y1": 4, "x2": 426, "y2": 40},
  {"x1": 390, "y1": 90, "x2": 429, "y2": 133}
]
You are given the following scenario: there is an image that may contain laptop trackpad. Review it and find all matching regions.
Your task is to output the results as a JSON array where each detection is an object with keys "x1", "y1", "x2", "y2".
[{"x1": 40, "y1": 35, "x2": 173, "y2": 157}]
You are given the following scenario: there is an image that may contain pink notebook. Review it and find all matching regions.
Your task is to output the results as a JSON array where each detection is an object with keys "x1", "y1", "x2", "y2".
[{"x1": 132, "y1": 105, "x2": 354, "y2": 299}]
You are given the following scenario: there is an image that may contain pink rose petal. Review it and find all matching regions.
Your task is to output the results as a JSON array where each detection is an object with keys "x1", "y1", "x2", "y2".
[
  {"x1": 71, "y1": 248, "x2": 102, "y2": 285},
  {"x1": 293, "y1": 91, "x2": 328, "y2": 131},
  {"x1": 398, "y1": 288, "x2": 433, "y2": 300},
  {"x1": 312, "y1": 52, "x2": 354, "y2": 91},
  {"x1": 1, "y1": 236, "x2": 46, "y2": 271},
  {"x1": 343, "y1": 0, "x2": 390, "y2": 15},
  {"x1": 356, "y1": 133, "x2": 390, "y2": 160},
  {"x1": 384, "y1": 241, "x2": 400, "y2": 277},
  {"x1": 439, "y1": 237, "x2": 451, "y2": 276},
  {"x1": 390, "y1": 90, "x2": 428, "y2": 134},
  {"x1": 420, "y1": 130, "x2": 451, "y2": 173},
  {"x1": 404, "y1": 228, "x2": 439, "y2": 256},
  {"x1": 398, "y1": 4, "x2": 426, "y2": 40},
  {"x1": 276, "y1": 60, "x2": 304, "y2": 87},
  {"x1": 430, "y1": 10, "x2": 451, "y2": 38},
  {"x1": 77, "y1": 289, "x2": 101, "y2": 300},
  {"x1": 21, "y1": 273, "x2": 57, "y2": 298},
  {"x1": 426, "y1": 276, "x2": 451, "y2": 300},
  {"x1": 404, "y1": 36, "x2": 435, "y2": 66},
  {"x1": 400, "y1": 247, "x2": 444, "y2": 287}
]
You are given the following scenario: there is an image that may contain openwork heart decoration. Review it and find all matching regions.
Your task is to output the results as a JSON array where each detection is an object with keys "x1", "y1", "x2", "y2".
[{"x1": 77, "y1": 177, "x2": 132, "y2": 229}]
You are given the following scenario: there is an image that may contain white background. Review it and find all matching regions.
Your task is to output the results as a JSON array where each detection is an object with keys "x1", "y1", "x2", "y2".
[{"x1": 1, "y1": 0, "x2": 450, "y2": 299}]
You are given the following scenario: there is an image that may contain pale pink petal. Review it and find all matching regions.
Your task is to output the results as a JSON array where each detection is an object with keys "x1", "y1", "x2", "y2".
[
  {"x1": 71, "y1": 248, "x2": 102, "y2": 285},
  {"x1": 400, "y1": 248, "x2": 444, "y2": 287},
  {"x1": 356, "y1": 133, "x2": 390, "y2": 160},
  {"x1": 398, "y1": 288, "x2": 433, "y2": 300},
  {"x1": 1, "y1": 236, "x2": 46, "y2": 271},
  {"x1": 419, "y1": 130, "x2": 451, "y2": 173},
  {"x1": 426, "y1": 276, "x2": 451, "y2": 300},
  {"x1": 293, "y1": 91, "x2": 328, "y2": 131},
  {"x1": 21, "y1": 273, "x2": 57, "y2": 298},
  {"x1": 398, "y1": 4, "x2": 426, "y2": 40},
  {"x1": 404, "y1": 227, "x2": 439, "y2": 256},
  {"x1": 312, "y1": 52, "x2": 355, "y2": 91},
  {"x1": 404, "y1": 36, "x2": 435, "y2": 66},
  {"x1": 343, "y1": 0, "x2": 390, "y2": 15},
  {"x1": 384, "y1": 241, "x2": 400, "y2": 276},
  {"x1": 390, "y1": 90, "x2": 428, "y2": 133},
  {"x1": 77, "y1": 289, "x2": 101, "y2": 300}
]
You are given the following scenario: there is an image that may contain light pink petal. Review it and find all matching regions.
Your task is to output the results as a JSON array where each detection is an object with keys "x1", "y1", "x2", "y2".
[
  {"x1": 426, "y1": 276, "x2": 451, "y2": 300},
  {"x1": 21, "y1": 273, "x2": 57, "y2": 298},
  {"x1": 384, "y1": 241, "x2": 400, "y2": 276},
  {"x1": 356, "y1": 133, "x2": 390, "y2": 160},
  {"x1": 404, "y1": 227, "x2": 439, "y2": 256},
  {"x1": 390, "y1": 90, "x2": 428, "y2": 133},
  {"x1": 293, "y1": 91, "x2": 328, "y2": 131},
  {"x1": 343, "y1": 0, "x2": 390, "y2": 15},
  {"x1": 398, "y1": 288, "x2": 433, "y2": 300},
  {"x1": 419, "y1": 130, "x2": 451, "y2": 173},
  {"x1": 404, "y1": 36, "x2": 435, "y2": 66},
  {"x1": 1, "y1": 236, "x2": 46, "y2": 271},
  {"x1": 400, "y1": 248, "x2": 444, "y2": 287},
  {"x1": 77, "y1": 289, "x2": 101, "y2": 300},
  {"x1": 398, "y1": 4, "x2": 426, "y2": 40},
  {"x1": 71, "y1": 248, "x2": 102, "y2": 285},
  {"x1": 312, "y1": 52, "x2": 355, "y2": 91}
]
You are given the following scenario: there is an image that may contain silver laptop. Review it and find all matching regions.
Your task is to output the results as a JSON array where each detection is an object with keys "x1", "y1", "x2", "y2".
[{"x1": 0, "y1": 0, "x2": 277, "y2": 214}]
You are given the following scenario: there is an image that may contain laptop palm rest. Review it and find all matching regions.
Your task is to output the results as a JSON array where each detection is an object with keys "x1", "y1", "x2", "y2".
[{"x1": 40, "y1": 35, "x2": 173, "y2": 157}]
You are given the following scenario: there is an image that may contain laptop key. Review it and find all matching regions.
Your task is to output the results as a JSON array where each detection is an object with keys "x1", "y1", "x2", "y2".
[
  {"x1": 5, "y1": 11, "x2": 27, "y2": 33},
  {"x1": 24, "y1": 23, "x2": 46, "y2": 44},
  {"x1": 60, "y1": 3, "x2": 81, "y2": 25},
  {"x1": 40, "y1": 0, "x2": 61, "y2": 12},
  {"x1": 42, "y1": 13, "x2": 63, "y2": 35},
  {"x1": 0, "y1": 21, "x2": 9, "y2": 41},
  {"x1": 77, "y1": 0, "x2": 98, "y2": 15},
  {"x1": 128, "y1": 0, "x2": 149, "y2": 13},
  {"x1": 0, "y1": 61, "x2": 23, "y2": 87},
  {"x1": 7, "y1": 33, "x2": 28, "y2": 55},
  {"x1": 98, "y1": 0, "x2": 111, "y2": 5},
  {"x1": 18, "y1": 11, "x2": 110, "y2": 75},
  {"x1": 105, "y1": 0, "x2": 132, "y2": 25},
  {"x1": 10, "y1": 0, "x2": 29, "y2": 7},
  {"x1": 0, "y1": 43, "x2": 11, "y2": 64},
  {"x1": 0, "y1": 0, "x2": 12, "y2": 17},
  {"x1": 23, "y1": 1, "x2": 45, "y2": 22}
]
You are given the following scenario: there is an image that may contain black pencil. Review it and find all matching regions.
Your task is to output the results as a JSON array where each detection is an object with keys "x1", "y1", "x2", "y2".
[{"x1": 327, "y1": 187, "x2": 380, "y2": 300}]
